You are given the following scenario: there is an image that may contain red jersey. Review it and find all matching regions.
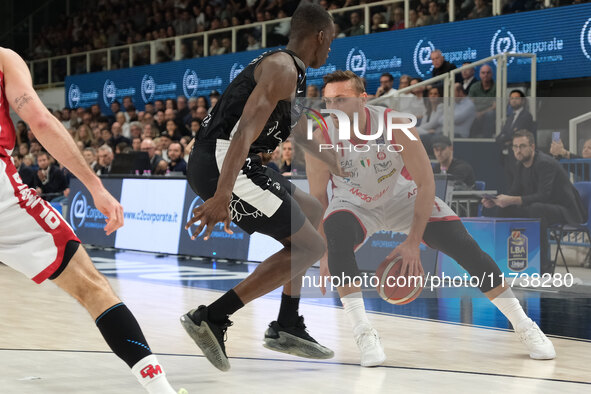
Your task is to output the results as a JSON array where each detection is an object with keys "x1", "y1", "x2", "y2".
[{"x1": 0, "y1": 70, "x2": 17, "y2": 153}]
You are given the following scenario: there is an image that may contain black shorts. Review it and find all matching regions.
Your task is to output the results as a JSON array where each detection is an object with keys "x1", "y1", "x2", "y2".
[{"x1": 187, "y1": 139, "x2": 306, "y2": 241}]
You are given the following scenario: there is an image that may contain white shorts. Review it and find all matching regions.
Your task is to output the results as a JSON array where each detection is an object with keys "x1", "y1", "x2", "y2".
[
  {"x1": 325, "y1": 178, "x2": 459, "y2": 247},
  {"x1": 0, "y1": 153, "x2": 79, "y2": 283}
]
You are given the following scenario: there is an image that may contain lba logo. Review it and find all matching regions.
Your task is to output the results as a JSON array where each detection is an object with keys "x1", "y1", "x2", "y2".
[
  {"x1": 413, "y1": 39, "x2": 435, "y2": 78},
  {"x1": 230, "y1": 63, "x2": 245, "y2": 82},
  {"x1": 70, "y1": 191, "x2": 88, "y2": 231},
  {"x1": 141, "y1": 74, "x2": 156, "y2": 103},
  {"x1": 580, "y1": 17, "x2": 591, "y2": 61},
  {"x1": 68, "y1": 84, "x2": 81, "y2": 108},
  {"x1": 103, "y1": 80, "x2": 117, "y2": 106},
  {"x1": 183, "y1": 69, "x2": 199, "y2": 97},
  {"x1": 490, "y1": 28, "x2": 517, "y2": 65},
  {"x1": 346, "y1": 48, "x2": 367, "y2": 77}
]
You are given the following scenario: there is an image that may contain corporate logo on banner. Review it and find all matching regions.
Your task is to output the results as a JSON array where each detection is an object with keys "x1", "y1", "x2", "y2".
[
  {"x1": 183, "y1": 69, "x2": 199, "y2": 97},
  {"x1": 490, "y1": 27, "x2": 565, "y2": 65},
  {"x1": 186, "y1": 196, "x2": 243, "y2": 239},
  {"x1": 413, "y1": 39, "x2": 435, "y2": 78},
  {"x1": 103, "y1": 79, "x2": 136, "y2": 106},
  {"x1": 141, "y1": 74, "x2": 177, "y2": 103},
  {"x1": 346, "y1": 47, "x2": 402, "y2": 78},
  {"x1": 70, "y1": 191, "x2": 107, "y2": 230},
  {"x1": 229, "y1": 63, "x2": 245, "y2": 82},
  {"x1": 581, "y1": 17, "x2": 591, "y2": 61},
  {"x1": 68, "y1": 84, "x2": 98, "y2": 108}
]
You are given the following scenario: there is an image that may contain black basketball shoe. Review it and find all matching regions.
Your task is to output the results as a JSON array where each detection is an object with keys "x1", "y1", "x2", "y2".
[
  {"x1": 180, "y1": 305, "x2": 233, "y2": 371},
  {"x1": 263, "y1": 316, "x2": 334, "y2": 359}
]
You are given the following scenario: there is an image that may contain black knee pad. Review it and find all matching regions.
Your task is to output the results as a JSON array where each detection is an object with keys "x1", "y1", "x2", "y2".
[
  {"x1": 424, "y1": 221, "x2": 503, "y2": 293},
  {"x1": 323, "y1": 211, "x2": 365, "y2": 280}
]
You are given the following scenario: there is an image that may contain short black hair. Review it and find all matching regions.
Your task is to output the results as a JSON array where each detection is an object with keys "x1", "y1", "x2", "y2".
[
  {"x1": 289, "y1": 3, "x2": 333, "y2": 40},
  {"x1": 380, "y1": 73, "x2": 394, "y2": 81},
  {"x1": 510, "y1": 89, "x2": 525, "y2": 98},
  {"x1": 513, "y1": 129, "x2": 535, "y2": 144}
]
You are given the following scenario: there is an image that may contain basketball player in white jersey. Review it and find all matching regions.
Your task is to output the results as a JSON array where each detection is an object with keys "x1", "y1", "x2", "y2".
[
  {"x1": 0, "y1": 47, "x2": 182, "y2": 393},
  {"x1": 307, "y1": 71, "x2": 555, "y2": 366}
]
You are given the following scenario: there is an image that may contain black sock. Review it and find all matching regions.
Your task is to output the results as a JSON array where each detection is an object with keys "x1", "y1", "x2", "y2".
[
  {"x1": 95, "y1": 303, "x2": 152, "y2": 368},
  {"x1": 277, "y1": 292, "x2": 300, "y2": 327},
  {"x1": 207, "y1": 289, "x2": 244, "y2": 323}
]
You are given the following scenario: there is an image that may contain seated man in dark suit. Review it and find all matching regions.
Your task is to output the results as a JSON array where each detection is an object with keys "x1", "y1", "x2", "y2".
[
  {"x1": 482, "y1": 130, "x2": 587, "y2": 274},
  {"x1": 33, "y1": 151, "x2": 68, "y2": 200},
  {"x1": 167, "y1": 142, "x2": 187, "y2": 175},
  {"x1": 496, "y1": 90, "x2": 535, "y2": 189},
  {"x1": 432, "y1": 135, "x2": 475, "y2": 189}
]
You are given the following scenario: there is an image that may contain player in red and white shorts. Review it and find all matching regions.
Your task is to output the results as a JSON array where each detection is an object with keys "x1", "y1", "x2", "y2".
[
  {"x1": 307, "y1": 70, "x2": 555, "y2": 367},
  {"x1": 0, "y1": 47, "x2": 181, "y2": 393}
]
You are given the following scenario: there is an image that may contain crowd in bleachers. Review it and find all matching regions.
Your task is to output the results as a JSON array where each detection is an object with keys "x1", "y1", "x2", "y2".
[{"x1": 28, "y1": 0, "x2": 561, "y2": 64}]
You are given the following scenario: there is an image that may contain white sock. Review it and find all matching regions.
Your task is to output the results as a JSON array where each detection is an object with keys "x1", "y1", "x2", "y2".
[
  {"x1": 490, "y1": 288, "x2": 530, "y2": 330},
  {"x1": 342, "y1": 292, "x2": 371, "y2": 337},
  {"x1": 131, "y1": 355, "x2": 176, "y2": 394}
]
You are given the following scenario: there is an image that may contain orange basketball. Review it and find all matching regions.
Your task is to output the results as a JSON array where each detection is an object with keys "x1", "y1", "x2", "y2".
[{"x1": 375, "y1": 256, "x2": 423, "y2": 305}]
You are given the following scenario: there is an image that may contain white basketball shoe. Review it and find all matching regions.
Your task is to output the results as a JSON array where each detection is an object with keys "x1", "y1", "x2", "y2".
[
  {"x1": 515, "y1": 318, "x2": 556, "y2": 360},
  {"x1": 355, "y1": 325, "x2": 387, "y2": 367}
]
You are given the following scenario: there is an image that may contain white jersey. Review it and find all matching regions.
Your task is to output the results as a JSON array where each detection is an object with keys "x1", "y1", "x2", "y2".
[{"x1": 322, "y1": 105, "x2": 404, "y2": 208}]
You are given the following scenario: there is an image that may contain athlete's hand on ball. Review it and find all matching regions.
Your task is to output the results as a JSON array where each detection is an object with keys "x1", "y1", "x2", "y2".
[
  {"x1": 386, "y1": 240, "x2": 424, "y2": 278},
  {"x1": 185, "y1": 194, "x2": 234, "y2": 241},
  {"x1": 91, "y1": 187, "x2": 124, "y2": 236}
]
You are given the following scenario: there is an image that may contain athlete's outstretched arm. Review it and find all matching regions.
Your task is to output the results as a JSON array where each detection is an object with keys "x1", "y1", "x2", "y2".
[
  {"x1": 292, "y1": 120, "x2": 345, "y2": 175},
  {"x1": 387, "y1": 125, "x2": 435, "y2": 277},
  {"x1": 186, "y1": 52, "x2": 299, "y2": 239},
  {"x1": 2, "y1": 48, "x2": 123, "y2": 235}
]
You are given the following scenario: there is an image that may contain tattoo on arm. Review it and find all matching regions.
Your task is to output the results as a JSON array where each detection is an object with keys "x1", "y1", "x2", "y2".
[{"x1": 14, "y1": 93, "x2": 33, "y2": 112}]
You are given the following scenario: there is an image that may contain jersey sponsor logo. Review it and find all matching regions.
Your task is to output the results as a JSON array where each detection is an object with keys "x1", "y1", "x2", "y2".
[
  {"x1": 140, "y1": 364, "x2": 162, "y2": 379},
  {"x1": 374, "y1": 160, "x2": 392, "y2": 174},
  {"x1": 12, "y1": 173, "x2": 61, "y2": 230},
  {"x1": 377, "y1": 151, "x2": 386, "y2": 160},
  {"x1": 183, "y1": 69, "x2": 199, "y2": 98},
  {"x1": 341, "y1": 159, "x2": 353, "y2": 169},
  {"x1": 348, "y1": 186, "x2": 389, "y2": 203},
  {"x1": 377, "y1": 167, "x2": 397, "y2": 183},
  {"x1": 408, "y1": 187, "x2": 417, "y2": 199}
]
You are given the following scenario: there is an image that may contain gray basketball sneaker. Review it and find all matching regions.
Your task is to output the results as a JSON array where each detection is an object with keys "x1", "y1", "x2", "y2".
[{"x1": 263, "y1": 316, "x2": 334, "y2": 359}]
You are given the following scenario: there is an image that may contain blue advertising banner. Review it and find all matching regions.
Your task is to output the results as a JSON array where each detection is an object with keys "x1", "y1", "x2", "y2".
[{"x1": 66, "y1": 4, "x2": 591, "y2": 112}]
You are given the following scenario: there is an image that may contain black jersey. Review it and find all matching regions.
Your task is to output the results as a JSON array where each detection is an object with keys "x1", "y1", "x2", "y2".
[{"x1": 197, "y1": 49, "x2": 307, "y2": 155}]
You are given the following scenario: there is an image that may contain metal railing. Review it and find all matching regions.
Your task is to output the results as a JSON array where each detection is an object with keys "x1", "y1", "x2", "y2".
[
  {"x1": 371, "y1": 52, "x2": 537, "y2": 141},
  {"x1": 28, "y1": 0, "x2": 410, "y2": 88},
  {"x1": 569, "y1": 111, "x2": 591, "y2": 156}
]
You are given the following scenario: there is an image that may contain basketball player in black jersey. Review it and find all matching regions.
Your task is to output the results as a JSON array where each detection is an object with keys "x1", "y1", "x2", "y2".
[{"x1": 180, "y1": 4, "x2": 336, "y2": 371}]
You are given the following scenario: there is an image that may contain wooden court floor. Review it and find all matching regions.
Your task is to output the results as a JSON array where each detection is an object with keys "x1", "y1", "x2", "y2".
[{"x1": 1, "y1": 253, "x2": 590, "y2": 394}]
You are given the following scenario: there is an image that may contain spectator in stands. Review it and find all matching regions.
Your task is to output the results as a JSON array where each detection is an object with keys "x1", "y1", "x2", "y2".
[
  {"x1": 307, "y1": 85, "x2": 320, "y2": 98},
  {"x1": 551, "y1": 137, "x2": 591, "y2": 160},
  {"x1": 131, "y1": 137, "x2": 142, "y2": 152},
  {"x1": 374, "y1": 73, "x2": 397, "y2": 98},
  {"x1": 158, "y1": 132, "x2": 173, "y2": 161},
  {"x1": 154, "y1": 100, "x2": 165, "y2": 112},
  {"x1": 461, "y1": 62, "x2": 478, "y2": 94},
  {"x1": 140, "y1": 138, "x2": 167, "y2": 174},
  {"x1": 129, "y1": 121, "x2": 143, "y2": 140},
  {"x1": 34, "y1": 151, "x2": 69, "y2": 201},
  {"x1": 95, "y1": 145, "x2": 114, "y2": 175},
  {"x1": 122, "y1": 96, "x2": 134, "y2": 112},
  {"x1": 346, "y1": 12, "x2": 365, "y2": 36},
  {"x1": 75, "y1": 124, "x2": 95, "y2": 148},
  {"x1": 164, "y1": 119, "x2": 183, "y2": 141},
  {"x1": 209, "y1": 90, "x2": 220, "y2": 108},
  {"x1": 407, "y1": 9, "x2": 419, "y2": 28},
  {"x1": 13, "y1": 153, "x2": 36, "y2": 188},
  {"x1": 190, "y1": 119, "x2": 201, "y2": 138},
  {"x1": 370, "y1": 13, "x2": 389, "y2": 34},
  {"x1": 167, "y1": 142, "x2": 187, "y2": 175},
  {"x1": 61, "y1": 108, "x2": 71, "y2": 129},
  {"x1": 280, "y1": 140, "x2": 294, "y2": 175},
  {"x1": 110, "y1": 121, "x2": 132, "y2": 147},
  {"x1": 468, "y1": 0, "x2": 492, "y2": 19},
  {"x1": 497, "y1": 89, "x2": 535, "y2": 187},
  {"x1": 482, "y1": 130, "x2": 587, "y2": 274},
  {"x1": 389, "y1": 7, "x2": 405, "y2": 30},
  {"x1": 398, "y1": 77, "x2": 427, "y2": 122},
  {"x1": 195, "y1": 106, "x2": 208, "y2": 122},
  {"x1": 469, "y1": 64, "x2": 496, "y2": 137},
  {"x1": 453, "y1": 82, "x2": 477, "y2": 138},
  {"x1": 143, "y1": 123, "x2": 157, "y2": 140},
  {"x1": 144, "y1": 102, "x2": 155, "y2": 115},
  {"x1": 155, "y1": 110, "x2": 167, "y2": 132},
  {"x1": 115, "y1": 112, "x2": 130, "y2": 138},
  {"x1": 246, "y1": 33, "x2": 261, "y2": 51},
  {"x1": 417, "y1": 86, "x2": 444, "y2": 135},
  {"x1": 176, "y1": 96, "x2": 190, "y2": 122},
  {"x1": 423, "y1": 1, "x2": 446, "y2": 25},
  {"x1": 431, "y1": 50, "x2": 460, "y2": 82},
  {"x1": 432, "y1": 135, "x2": 476, "y2": 188},
  {"x1": 83, "y1": 147, "x2": 98, "y2": 170},
  {"x1": 196, "y1": 96, "x2": 209, "y2": 110}
]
